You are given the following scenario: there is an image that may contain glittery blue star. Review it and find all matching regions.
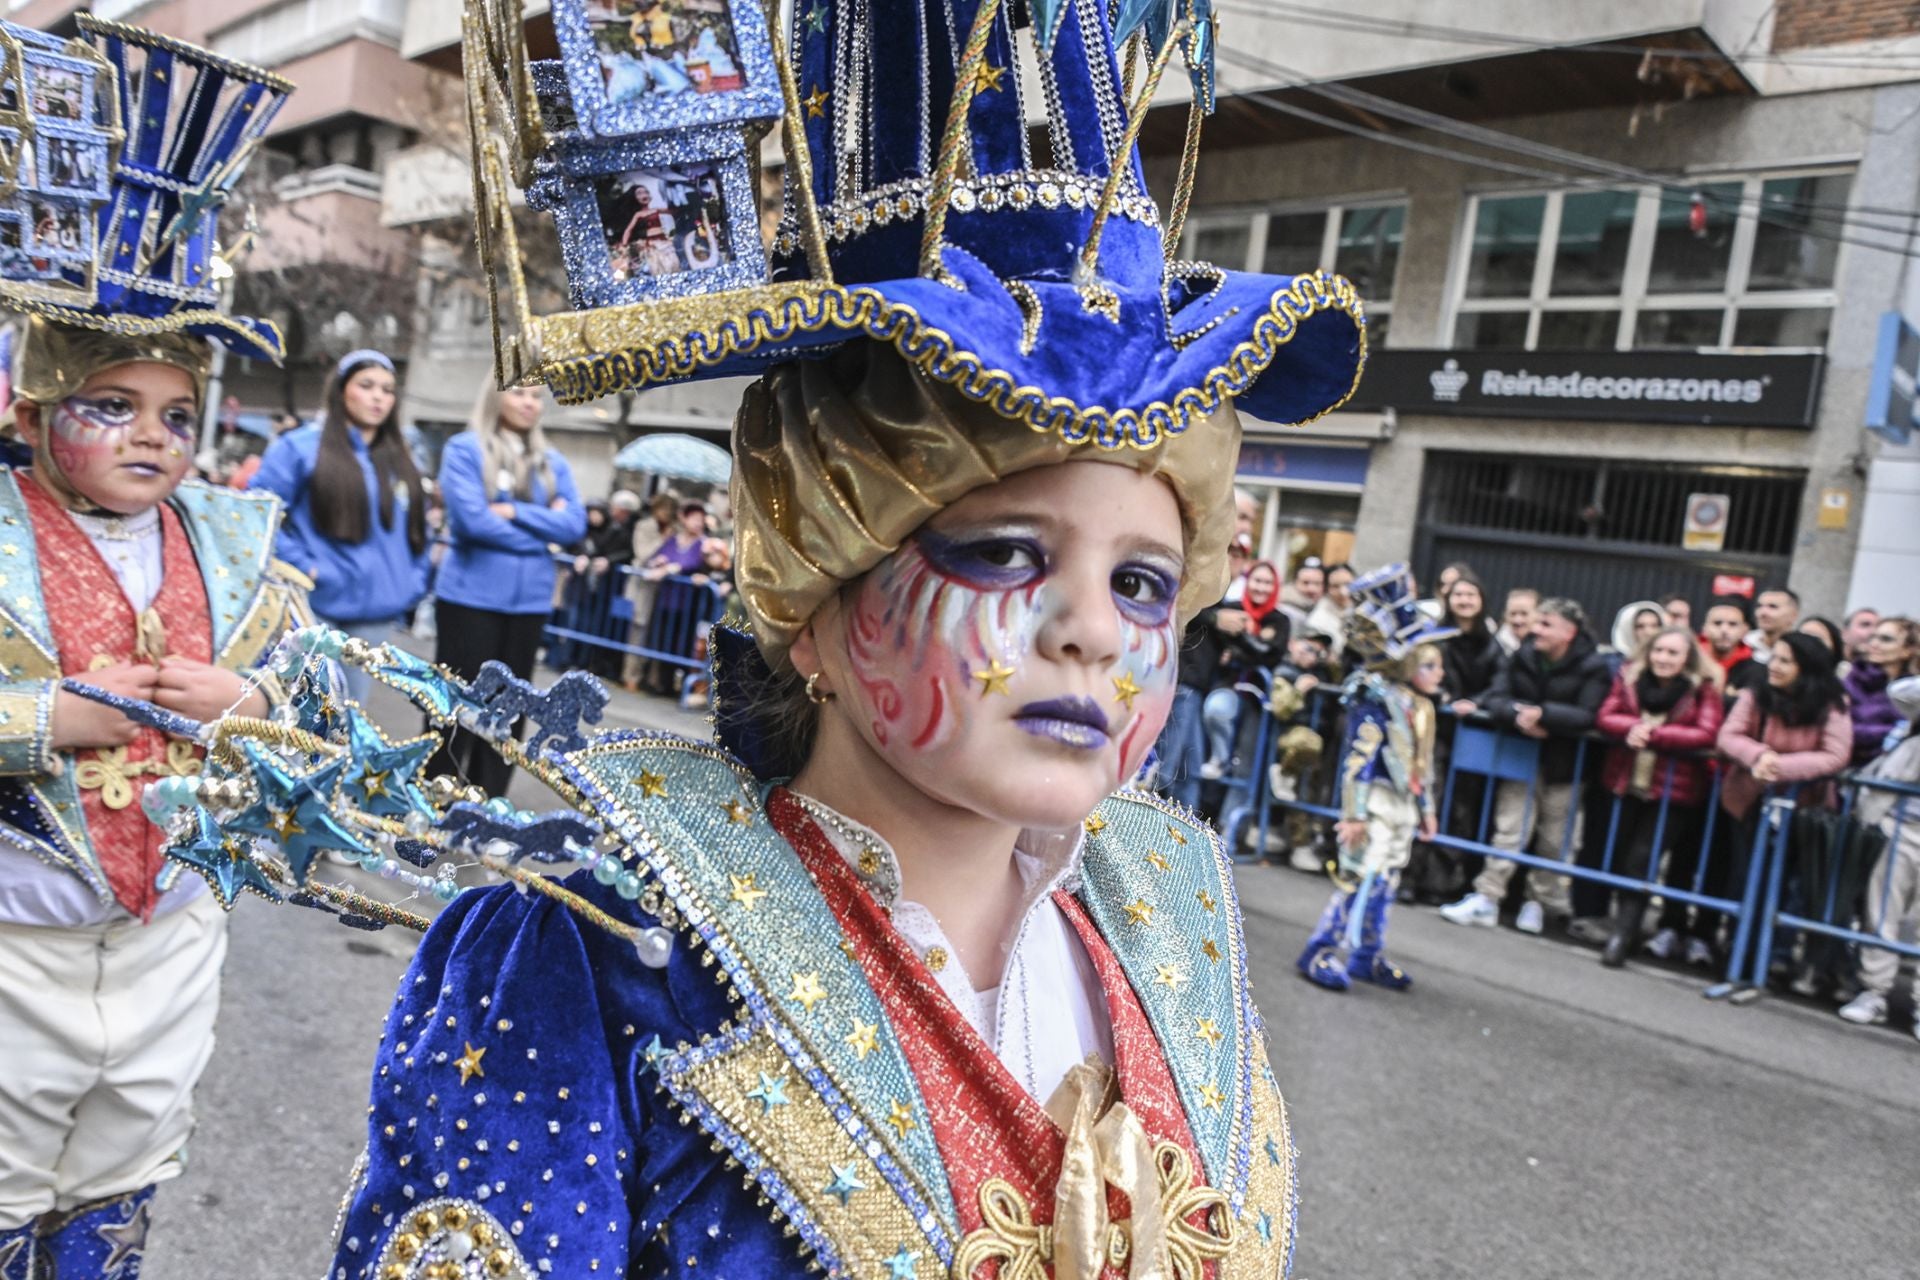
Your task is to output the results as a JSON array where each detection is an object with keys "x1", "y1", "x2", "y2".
[
  {"x1": 225, "y1": 743, "x2": 368, "y2": 883},
  {"x1": 344, "y1": 710, "x2": 435, "y2": 820},
  {"x1": 823, "y1": 1163, "x2": 866, "y2": 1206},
  {"x1": 803, "y1": 2, "x2": 827, "y2": 34},
  {"x1": 166, "y1": 805, "x2": 281, "y2": 909},
  {"x1": 373, "y1": 647, "x2": 457, "y2": 718},
  {"x1": 289, "y1": 674, "x2": 345, "y2": 740},
  {"x1": 1265, "y1": 1134, "x2": 1281, "y2": 1166},
  {"x1": 1255, "y1": 1210, "x2": 1273, "y2": 1244},
  {"x1": 97, "y1": 1195, "x2": 152, "y2": 1274},
  {"x1": 885, "y1": 1245, "x2": 921, "y2": 1279},
  {"x1": 745, "y1": 1071, "x2": 789, "y2": 1114},
  {"x1": 641, "y1": 1034, "x2": 667, "y2": 1071}
]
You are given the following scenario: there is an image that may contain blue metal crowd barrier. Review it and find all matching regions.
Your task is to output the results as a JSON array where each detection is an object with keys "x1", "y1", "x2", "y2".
[
  {"x1": 1215, "y1": 682, "x2": 1776, "y2": 982},
  {"x1": 542, "y1": 558, "x2": 728, "y2": 685}
]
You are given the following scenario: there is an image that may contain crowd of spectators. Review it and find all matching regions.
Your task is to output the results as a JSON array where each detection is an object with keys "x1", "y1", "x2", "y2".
[{"x1": 1151, "y1": 504, "x2": 1920, "y2": 1037}]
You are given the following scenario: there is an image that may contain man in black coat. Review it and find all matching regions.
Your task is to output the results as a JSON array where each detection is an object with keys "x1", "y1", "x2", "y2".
[{"x1": 1440, "y1": 597, "x2": 1613, "y2": 934}]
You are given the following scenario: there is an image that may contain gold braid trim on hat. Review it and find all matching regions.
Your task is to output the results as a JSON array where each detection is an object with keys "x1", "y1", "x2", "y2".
[
  {"x1": 731, "y1": 340, "x2": 1241, "y2": 660},
  {"x1": 9, "y1": 314, "x2": 213, "y2": 410}
]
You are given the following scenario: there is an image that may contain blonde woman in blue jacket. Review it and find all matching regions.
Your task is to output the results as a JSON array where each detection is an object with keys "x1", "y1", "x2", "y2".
[{"x1": 431, "y1": 381, "x2": 586, "y2": 793}]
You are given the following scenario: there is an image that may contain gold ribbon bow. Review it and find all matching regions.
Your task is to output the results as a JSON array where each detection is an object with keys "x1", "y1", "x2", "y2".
[
  {"x1": 74, "y1": 740, "x2": 200, "y2": 810},
  {"x1": 953, "y1": 1060, "x2": 1234, "y2": 1280}
]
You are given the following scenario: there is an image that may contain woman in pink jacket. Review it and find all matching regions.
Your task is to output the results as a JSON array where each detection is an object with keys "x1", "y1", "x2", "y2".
[{"x1": 1715, "y1": 630, "x2": 1852, "y2": 981}]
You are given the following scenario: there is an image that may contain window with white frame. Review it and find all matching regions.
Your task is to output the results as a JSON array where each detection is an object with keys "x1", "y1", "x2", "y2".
[
  {"x1": 1183, "y1": 200, "x2": 1405, "y2": 345},
  {"x1": 1450, "y1": 169, "x2": 1849, "y2": 352}
]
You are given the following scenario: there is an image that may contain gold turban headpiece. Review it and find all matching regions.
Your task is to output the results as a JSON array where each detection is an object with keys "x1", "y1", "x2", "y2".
[
  {"x1": 732, "y1": 341, "x2": 1242, "y2": 661},
  {"x1": 8, "y1": 314, "x2": 213, "y2": 413}
]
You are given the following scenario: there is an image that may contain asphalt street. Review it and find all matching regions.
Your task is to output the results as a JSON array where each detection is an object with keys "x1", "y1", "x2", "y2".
[{"x1": 139, "y1": 678, "x2": 1918, "y2": 1280}]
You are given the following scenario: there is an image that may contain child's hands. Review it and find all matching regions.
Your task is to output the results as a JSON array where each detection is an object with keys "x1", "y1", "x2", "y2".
[
  {"x1": 49, "y1": 662, "x2": 158, "y2": 750},
  {"x1": 153, "y1": 657, "x2": 267, "y2": 724},
  {"x1": 1335, "y1": 818, "x2": 1367, "y2": 849}
]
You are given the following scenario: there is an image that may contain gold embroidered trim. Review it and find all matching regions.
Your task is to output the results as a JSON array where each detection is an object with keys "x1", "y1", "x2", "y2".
[
  {"x1": 74, "y1": 739, "x2": 199, "y2": 810},
  {"x1": 534, "y1": 272, "x2": 1368, "y2": 448}
]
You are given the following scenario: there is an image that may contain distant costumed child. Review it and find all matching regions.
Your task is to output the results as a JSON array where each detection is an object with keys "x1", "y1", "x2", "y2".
[{"x1": 1298, "y1": 564, "x2": 1454, "y2": 992}]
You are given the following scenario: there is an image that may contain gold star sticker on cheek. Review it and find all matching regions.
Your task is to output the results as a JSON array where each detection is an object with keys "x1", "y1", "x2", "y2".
[
  {"x1": 1154, "y1": 963, "x2": 1186, "y2": 989},
  {"x1": 1201, "y1": 938, "x2": 1222, "y2": 964},
  {"x1": 886, "y1": 1098, "x2": 916, "y2": 1138},
  {"x1": 788, "y1": 971, "x2": 828, "y2": 1013},
  {"x1": 1111, "y1": 670, "x2": 1142, "y2": 711},
  {"x1": 1198, "y1": 1082, "x2": 1225, "y2": 1110},
  {"x1": 729, "y1": 873, "x2": 768, "y2": 912},
  {"x1": 636, "y1": 770, "x2": 668, "y2": 798},
  {"x1": 972, "y1": 659, "x2": 1015, "y2": 696},
  {"x1": 1145, "y1": 850, "x2": 1170, "y2": 872},
  {"x1": 844, "y1": 1020, "x2": 879, "y2": 1061},
  {"x1": 455, "y1": 1041, "x2": 486, "y2": 1085},
  {"x1": 1124, "y1": 898, "x2": 1154, "y2": 926},
  {"x1": 722, "y1": 798, "x2": 753, "y2": 824},
  {"x1": 804, "y1": 86, "x2": 830, "y2": 117},
  {"x1": 1194, "y1": 1017, "x2": 1223, "y2": 1047}
]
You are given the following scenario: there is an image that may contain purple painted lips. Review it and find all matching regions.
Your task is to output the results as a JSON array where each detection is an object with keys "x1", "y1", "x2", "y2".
[{"x1": 1012, "y1": 695, "x2": 1111, "y2": 750}]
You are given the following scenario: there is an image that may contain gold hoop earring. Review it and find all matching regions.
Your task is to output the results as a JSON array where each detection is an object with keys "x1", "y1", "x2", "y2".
[{"x1": 804, "y1": 672, "x2": 835, "y2": 705}]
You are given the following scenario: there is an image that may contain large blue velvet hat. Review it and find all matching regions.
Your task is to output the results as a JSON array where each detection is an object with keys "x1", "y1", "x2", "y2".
[
  {"x1": 1347, "y1": 563, "x2": 1459, "y2": 662},
  {"x1": 0, "y1": 14, "x2": 291, "y2": 364},
  {"x1": 468, "y1": 0, "x2": 1366, "y2": 448}
]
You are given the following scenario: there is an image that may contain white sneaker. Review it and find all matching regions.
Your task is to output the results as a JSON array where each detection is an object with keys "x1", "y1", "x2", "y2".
[
  {"x1": 1645, "y1": 928, "x2": 1679, "y2": 961},
  {"x1": 1515, "y1": 901, "x2": 1545, "y2": 935},
  {"x1": 1268, "y1": 764, "x2": 1297, "y2": 802},
  {"x1": 1685, "y1": 938, "x2": 1717, "y2": 969},
  {"x1": 1289, "y1": 847, "x2": 1322, "y2": 874},
  {"x1": 1837, "y1": 991, "x2": 1888, "y2": 1026},
  {"x1": 1199, "y1": 760, "x2": 1226, "y2": 781},
  {"x1": 1439, "y1": 892, "x2": 1498, "y2": 928}
]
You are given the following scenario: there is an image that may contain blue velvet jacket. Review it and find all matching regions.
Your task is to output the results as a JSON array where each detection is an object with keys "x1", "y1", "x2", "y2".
[
  {"x1": 1338, "y1": 672, "x2": 1436, "y2": 826},
  {"x1": 329, "y1": 736, "x2": 1297, "y2": 1280}
]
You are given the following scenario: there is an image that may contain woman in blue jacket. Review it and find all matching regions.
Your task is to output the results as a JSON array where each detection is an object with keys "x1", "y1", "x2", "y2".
[
  {"x1": 431, "y1": 379, "x2": 586, "y2": 794},
  {"x1": 251, "y1": 350, "x2": 430, "y2": 700}
]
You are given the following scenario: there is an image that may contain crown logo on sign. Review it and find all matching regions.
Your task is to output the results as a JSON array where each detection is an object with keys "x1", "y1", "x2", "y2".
[{"x1": 1429, "y1": 357, "x2": 1468, "y2": 402}]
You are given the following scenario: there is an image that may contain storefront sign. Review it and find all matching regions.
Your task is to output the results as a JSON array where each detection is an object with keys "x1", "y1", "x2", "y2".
[
  {"x1": 1711, "y1": 574, "x2": 1756, "y2": 597},
  {"x1": 1683, "y1": 493, "x2": 1729, "y2": 552},
  {"x1": 1234, "y1": 441, "x2": 1371, "y2": 488},
  {"x1": 1349, "y1": 348, "x2": 1824, "y2": 428}
]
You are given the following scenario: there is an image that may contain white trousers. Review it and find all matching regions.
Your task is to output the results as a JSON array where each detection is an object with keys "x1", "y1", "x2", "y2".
[{"x1": 0, "y1": 891, "x2": 226, "y2": 1227}]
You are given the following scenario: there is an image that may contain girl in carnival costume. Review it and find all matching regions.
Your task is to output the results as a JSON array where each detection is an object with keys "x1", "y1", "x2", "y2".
[
  {"x1": 131, "y1": 0, "x2": 1360, "y2": 1274},
  {"x1": 0, "y1": 16, "x2": 303, "y2": 1276},
  {"x1": 1298, "y1": 565, "x2": 1454, "y2": 993}
]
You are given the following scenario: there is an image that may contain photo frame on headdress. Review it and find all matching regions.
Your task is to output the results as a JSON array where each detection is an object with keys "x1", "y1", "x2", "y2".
[
  {"x1": 550, "y1": 0, "x2": 783, "y2": 139},
  {"x1": 0, "y1": 24, "x2": 118, "y2": 307},
  {"x1": 543, "y1": 125, "x2": 763, "y2": 308}
]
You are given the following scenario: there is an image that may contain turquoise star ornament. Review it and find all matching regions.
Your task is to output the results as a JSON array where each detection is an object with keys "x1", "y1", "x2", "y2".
[
  {"x1": 372, "y1": 647, "x2": 458, "y2": 718},
  {"x1": 823, "y1": 1163, "x2": 867, "y2": 1206},
  {"x1": 344, "y1": 711, "x2": 435, "y2": 820},
  {"x1": 167, "y1": 806, "x2": 281, "y2": 908},
  {"x1": 745, "y1": 1072, "x2": 790, "y2": 1114},
  {"x1": 885, "y1": 1245, "x2": 921, "y2": 1279},
  {"x1": 225, "y1": 743, "x2": 368, "y2": 883}
]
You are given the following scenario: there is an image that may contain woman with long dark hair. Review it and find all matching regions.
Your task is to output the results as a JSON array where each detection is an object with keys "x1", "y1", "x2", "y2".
[
  {"x1": 431, "y1": 378, "x2": 586, "y2": 795},
  {"x1": 251, "y1": 350, "x2": 429, "y2": 700},
  {"x1": 1438, "y1": 570, "x2": 1501, "y2": 708},
  {"x1": 1844, "y1": 615, "x2": 1919, "y2": 765}
]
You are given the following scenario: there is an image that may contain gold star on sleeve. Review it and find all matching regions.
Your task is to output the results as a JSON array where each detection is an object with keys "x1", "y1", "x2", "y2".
[
  {"x1": 1123, "y1": 898, "x2": 1155, "y2": 926},
  {"x1": 844, "y1": 1020, "x2": 880, "y2": 1061},
  {"x1": 788, "y1": 971, "x2": 828, "y2": 1013},
  {"x1": 729, "y1": 873, "x2": 768, "y2": 911},
  {"x1": 886, "y1": 1098, "x2": 916, "y2": 1138},
  {"x1": 636, "y1": 770, "x2": 668, "y2": 798},
  {"x1": 1194, "y1": 1017, "x2": 1224, "y2": 1047},
  {"x1": 1198, "y1": 1082, "x2": 1225, "y2": 1110},
  {"x1": 1154, "y1": 964, "x2": 1187, "y2": 989},
  {"x1": 455, "y1": 1041, "x2": 486, "y2": 1086}
]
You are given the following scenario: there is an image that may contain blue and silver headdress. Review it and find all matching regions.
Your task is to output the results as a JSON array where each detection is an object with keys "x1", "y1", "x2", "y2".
[
  {"x1": 1347, "y1": 563, "x2": 1459, "y2": 663},
  {"x1": 467, "y1": 0, "x2": 1365, "y2": 447},
  {"x1": 0, "y1": 14, "x2": 291, "y2": 375}
]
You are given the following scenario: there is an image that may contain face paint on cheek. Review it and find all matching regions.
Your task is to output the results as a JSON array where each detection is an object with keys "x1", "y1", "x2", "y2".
[
  {"x1": 46, "y1": 395, "x2": 135, "y2": 477},
  {"x1": 844, "y1": 542, "x2": 1043, "y2": 753},
  {"x1": 1111, "y1": 615, "x2": 1179, "y2": 782}
]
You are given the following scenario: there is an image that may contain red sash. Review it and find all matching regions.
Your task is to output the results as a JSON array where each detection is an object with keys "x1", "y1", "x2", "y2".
[
  {"x1": 22, "y1": 477, "x2": 212, "y2": 918},
  {"x1": 768, "y1": 790, "x2": 1206, "y2": 1271}
]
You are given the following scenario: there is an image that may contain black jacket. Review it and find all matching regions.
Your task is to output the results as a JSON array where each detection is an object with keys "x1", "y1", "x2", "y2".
[
  {"x1": 1479, "y1": 631, "x2": 1613, "y2": 783},
  {"x1": 1442, "y1": 621, "x2": 1503, "y2": 703},
  {"x1": 1177, "y1": 606, "x2": 1226, "y2": 692}
]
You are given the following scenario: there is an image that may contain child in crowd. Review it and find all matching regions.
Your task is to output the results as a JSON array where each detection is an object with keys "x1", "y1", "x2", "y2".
[{"x1": 1299, "y1": 565, "x2": 1453, "y2": 992}]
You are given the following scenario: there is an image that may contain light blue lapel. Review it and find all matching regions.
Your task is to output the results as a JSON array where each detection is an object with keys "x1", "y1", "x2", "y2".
[
  {"x1": 1076, "y1": 790, "x2": 1260, "y2": 1216},
  {"x1": 559, "y1": 733, "x2": 961, "y2": 1273},
  {"x1": 0, "y1": 471, "x2": 58, "y2": 666},
  {"x1": 167, "y1": 480, "x2": 281, "y2": 659}
]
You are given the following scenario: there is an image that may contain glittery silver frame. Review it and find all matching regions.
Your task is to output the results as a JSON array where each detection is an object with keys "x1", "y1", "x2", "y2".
[
  {"x1": 548, "y1": 0, "x2": 783, "y2": 141},
  {"x1": 0, "y1": 39, "x2": 114, "y2": 271},
  {"x1": 17, "y1": 47, "x2": 98, "y2": 133},
  {"x1": 544, "y1": 125, "x2": 765, "y2": 309},
  {"x1": 27, "y1": 121, "x2": 111, "y2": 202}
]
